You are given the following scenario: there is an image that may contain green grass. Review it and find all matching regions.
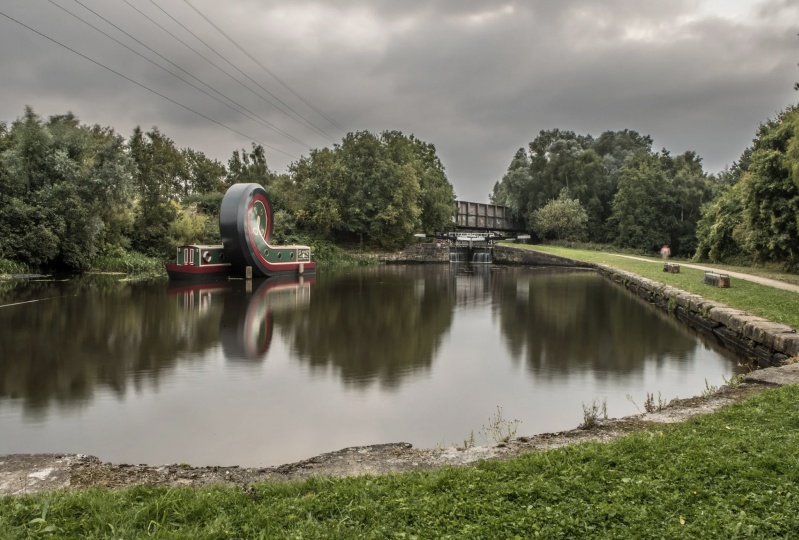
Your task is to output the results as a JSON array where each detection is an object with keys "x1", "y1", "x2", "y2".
[
  {"x1": 2, "y1": 386, "x2": 799, "y2": 538},
  {"x1": 310, "y1": 241, "x2": 382, "y2": 269},
  {"x1": 510, "y1": 243, "x2": 799, "y2": 330},
  {"x1": 91, "y1": 252, "x2": 165, "y2": 278},
  {"x1": 0, "y1": 258, "x2": 28, "y2": 275}
]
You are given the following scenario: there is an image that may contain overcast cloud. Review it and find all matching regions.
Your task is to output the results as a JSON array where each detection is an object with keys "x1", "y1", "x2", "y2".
[{"x1": 1, "y1": 0, "x2": 796, "y2": 201}]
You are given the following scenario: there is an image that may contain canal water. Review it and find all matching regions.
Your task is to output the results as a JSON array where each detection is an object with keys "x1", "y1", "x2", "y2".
[{"x1": 0, "y1": 265, "x2": 742, "y2": 467}]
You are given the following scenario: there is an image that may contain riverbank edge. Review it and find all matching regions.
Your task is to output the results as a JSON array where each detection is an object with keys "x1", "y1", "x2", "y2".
[{"x1": 3, "y1": 245, "x2": 799, "y2": 496}]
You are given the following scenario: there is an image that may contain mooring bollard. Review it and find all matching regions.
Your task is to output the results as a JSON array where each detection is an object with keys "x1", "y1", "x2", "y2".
[{"x1": 704, "y1": 271, "x2": 730, "y2": 288}]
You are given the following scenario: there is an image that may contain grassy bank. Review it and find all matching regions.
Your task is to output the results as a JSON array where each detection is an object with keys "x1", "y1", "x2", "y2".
[
  {"x1": 91, "y1": 252, "x2": 165, "y2": 279},
  {"x1": 1, "y1": 386, "x2": 798, "y2": 538},
  {"x1": 509, "y1": 243, "x2": 799, "y2": 330}
]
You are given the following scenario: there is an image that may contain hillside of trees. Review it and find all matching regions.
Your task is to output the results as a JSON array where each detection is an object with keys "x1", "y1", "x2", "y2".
[
  {"x1": 0, "y1": 107, "x2": 455, "y2": 273},
  {"x1": 491, "y1": 103, "x2": 799, "y2": 270}
]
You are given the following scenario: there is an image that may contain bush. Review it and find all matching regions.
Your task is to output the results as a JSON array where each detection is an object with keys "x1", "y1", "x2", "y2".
[
  {"x1": 0, "y1": 258, "x2": 26, "y2": 274},
  {"x1": 91, "y1": 250, "x2": 164, "y2": 275}
]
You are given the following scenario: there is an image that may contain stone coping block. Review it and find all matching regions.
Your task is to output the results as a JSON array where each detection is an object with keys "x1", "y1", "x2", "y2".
[
  {"x1": 708, "y1": 307, "x2": 748, "y2": 328},
  {"x1": 743, "y1": 321, "x2": 797, "y2": 349},
  {"x1": 774, "y1": 333, "x2": 799, "y2": 357}
]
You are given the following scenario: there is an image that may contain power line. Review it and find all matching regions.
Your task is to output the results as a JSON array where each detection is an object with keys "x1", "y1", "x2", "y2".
[
  {"x1": 181, "y1": 0, "x2": 346, "y2": 134},
  {"x1": 146, "y1": 0, "x2": 338, "y2": 142},
  {"x1": 50, "y1": 0, "x2": 312, "y2": 147},
  {"x1": 119, "y1": 0, "x2": 307, "y2": 139},
  {"x1": 0, "y1": 9, "x2": 299, "y2": 159},
  {"x1": 121, "y1": 0, "x2": 336, "y2": 144}
]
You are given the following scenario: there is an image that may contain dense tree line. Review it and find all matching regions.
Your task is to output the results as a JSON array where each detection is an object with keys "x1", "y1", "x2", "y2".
[
  {"x1": 491, "y1": 129, "x2": 713, "y2": 257},
  {"x1": 0, "y1": 107, "x2": 456, "y2": 272},
  {"x1": 695, "y1": 104, "x2": 799, "y2": 271},
  {"x1": 492, "y1": 104, "x2": 799, "y2": 270},
  {"x1": 3, "y1": 102, "x2": 798, "y2": 273}
]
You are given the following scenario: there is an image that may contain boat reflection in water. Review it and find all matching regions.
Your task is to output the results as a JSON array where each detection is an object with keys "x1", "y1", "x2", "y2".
[{"x1": 167, "y1": 276, "x2": 314, "y2": 362}]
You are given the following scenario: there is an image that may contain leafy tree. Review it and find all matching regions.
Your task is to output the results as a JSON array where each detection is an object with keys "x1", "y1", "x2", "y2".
[
  {"x1": 226, "y1": 143, "x2": 274, "y2": 186},
  {"x1": 491, "y1": 148, "x2": 533, "y2": 219},
  {"x1": 169, "y1": 203, "x2": 216, "y2": 247},
  {"x1": 381, "y1": 131, "x2": 454, "y2": 234},
  {"x1": 531, "y1": 189, "x2": 589, "y2": 241},
  {"x1": 0, "y1": 108, "x2": 135, "y2": 271},
  {"x1": 608, "y1": 151, "x2": 673, "y2": 252},
  {"x1": 128, "y1": 127, "x2": 185, "y2": 257},
  {"x1": 695, "y1": 104, "x2": 799, "y2": 270},
  {"x1": 182, "y1": 148, "x2": 226, "y2": 195},
  {"x1": 491, "y1": 129, "x2": 653, "y2": 242},
  {"x1": 694, "y1": 181, "x2": 747, "y2": 263},
  {"x1": 289, "y1": 130, "x2": 453, "y2": 249},
  {"x1": 739, "y1": 106, "x2": 799, "y2": 269},
  {"x1": 289, "y1": 147, "x2": 345, "y2": 238}
]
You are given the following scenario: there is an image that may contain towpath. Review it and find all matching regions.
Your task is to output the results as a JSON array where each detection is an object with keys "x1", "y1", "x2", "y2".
[{"x1": 611, "y1": 255, "x2": 799, "y2": 294}]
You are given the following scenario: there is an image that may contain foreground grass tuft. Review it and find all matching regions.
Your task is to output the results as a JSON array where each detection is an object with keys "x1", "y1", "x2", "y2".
[{"x1": 2, "y1": 386, "x2": 799, "y2": 538}]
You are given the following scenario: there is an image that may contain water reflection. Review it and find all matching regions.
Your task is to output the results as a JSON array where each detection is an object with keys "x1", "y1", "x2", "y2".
[
  {"x1": 220, "y1": 278, "x2": 313, "y2": 362},
  {"x1": 0, "y1": 276, "x2": 314, "y2": 416},
  {"x1": 276, "y1": 267, "x2": 454, "y2": 389},
  {"x1": 0, "y1": 279, "x2": 218, "y2": 416},
  {"x1": 0, "y1": 265, "x2": 745, "y2": 466},
  {"x1": 492, "y1": 268, "x2": 709, "y2": 377}
]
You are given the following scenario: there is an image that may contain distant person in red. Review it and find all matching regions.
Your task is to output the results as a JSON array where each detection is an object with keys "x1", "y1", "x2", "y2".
[{"x1": 660, "y1": 244, "x2": 671, "y2": 261}]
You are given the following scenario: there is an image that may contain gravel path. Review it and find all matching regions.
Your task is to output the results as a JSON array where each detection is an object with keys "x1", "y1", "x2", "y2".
[{"x1": 613, "y1": 255, "x2": 799, "y2": 293}]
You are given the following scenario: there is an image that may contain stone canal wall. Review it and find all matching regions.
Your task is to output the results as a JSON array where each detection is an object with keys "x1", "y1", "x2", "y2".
[
  {"x1": 381, "y1": 242, "x2": 450, "y2": 263},
  {"x1": 593, "y1": 264, "x2": 799, "y2": 367},
  {"x1": 492, "y1": 245, "x2": 594, "y2": 268}
]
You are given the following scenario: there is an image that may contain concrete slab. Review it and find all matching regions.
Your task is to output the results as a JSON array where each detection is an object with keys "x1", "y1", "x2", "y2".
[
  {"x1": 744, "y1": 363, "x2": 799, "y2": 386},
  {"x1": 0, "y1": 454, "x2": 89, "y2": 496}
]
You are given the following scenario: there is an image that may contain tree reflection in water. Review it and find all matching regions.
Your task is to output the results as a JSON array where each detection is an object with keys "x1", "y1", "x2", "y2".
[
  {"x1": 492, "y1": 268, "x2": 705, "y2": 378},
  {"x1": 0, "y1": 277, "x2": 224, "y2": 416},
  {"x1": 274, "y1": 266, "x2": 455, "y2": 389},
  {"x1": 0, "y1": 266, "x2": 734, "y2": 424}
]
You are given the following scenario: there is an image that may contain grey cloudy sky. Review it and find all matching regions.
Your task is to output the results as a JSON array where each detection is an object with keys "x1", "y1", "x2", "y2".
[{"x1": 1, "y1": 0, "x2": 797, "y2": 201}]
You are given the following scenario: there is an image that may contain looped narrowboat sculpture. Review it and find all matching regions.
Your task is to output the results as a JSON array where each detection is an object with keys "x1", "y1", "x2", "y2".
[{"x1": 166, "y1": 183, "x2": 317, "y2": 280}]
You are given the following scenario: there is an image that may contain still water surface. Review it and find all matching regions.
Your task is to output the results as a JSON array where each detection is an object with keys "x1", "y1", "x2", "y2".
[{"x1": 0, "y1": 265, "x2": 742, "y2": 467}]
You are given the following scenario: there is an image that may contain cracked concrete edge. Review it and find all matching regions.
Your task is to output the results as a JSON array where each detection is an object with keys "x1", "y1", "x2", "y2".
[{"x1": 0, "y1": 454, "x2": 96, "y2": 496}]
